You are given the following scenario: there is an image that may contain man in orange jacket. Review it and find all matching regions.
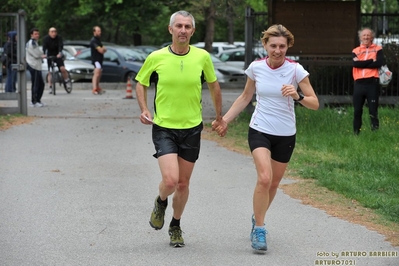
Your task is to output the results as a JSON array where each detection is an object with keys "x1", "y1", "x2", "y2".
[{"x1": 352, "y1": 27, "x2": 385, "y2": 135}]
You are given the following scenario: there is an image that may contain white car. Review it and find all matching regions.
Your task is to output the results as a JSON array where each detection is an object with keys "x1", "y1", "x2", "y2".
[
  {"x1": 373, "y1": 37, "x2": 399, "y2": 47},
  {"x1": 217, "y1": 47, "x2": 298, "y2": 69},
  {"x1": 192, "y1": 42, "x2": 238, "y2": 57},
  {"x1": 217, "y1": 47, "x2": 265, "y2": 69}
]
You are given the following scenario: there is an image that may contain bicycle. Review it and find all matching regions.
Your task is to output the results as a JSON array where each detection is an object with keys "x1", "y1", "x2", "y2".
[{"x1": 47, "y1": 55, "x2": 72, "y2": 95}]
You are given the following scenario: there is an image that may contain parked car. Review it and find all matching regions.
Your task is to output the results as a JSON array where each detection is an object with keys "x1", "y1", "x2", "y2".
[
  {"x1": 63, "y1": 40, "x2": 118, "y2": 48},
  {"x1": 232, "y1": 41, "x2": 245, "y2": 47},
  {"x1": 127, "y1": 47, "x2": 148, "y2": 61},
  {"x1": 374, "y1": 37, "x2": 399, "y2": 47},
  {"x1": 133, "y1": 45, "x2": 160, "y2": 55},
  {"x1": 26, "y1": 50, "x2": 94, "y2": 83},
  {"x1": 50, "y1": 50, "x2": 94, "y2": 82},
  {"x1": 217, "y1": 47, "x2": 265, "y2": 69},
  {"x1": 192, "y1": 42, "x2": 238, "y2": 57},
  {"x1": 75, "y1": 46, "x2": 144, "y2": 82},
  {"x1": 63, "y1": 45, "x2": 86, "y2": 56},
  {"x1": 160, "y1": 42, "x2": 172, "y2": 47},
  {"x1": 210, "y1": 54, "x2": 245, "y2": 84}
]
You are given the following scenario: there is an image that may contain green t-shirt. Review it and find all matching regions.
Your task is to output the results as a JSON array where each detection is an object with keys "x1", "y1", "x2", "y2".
[{"x1": 136, "y1": 46, "x2": 217, "y2": 129}]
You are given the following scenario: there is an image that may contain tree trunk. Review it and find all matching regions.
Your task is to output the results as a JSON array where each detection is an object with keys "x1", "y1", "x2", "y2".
[
  {"x1": 226, "y1": 0, "x2": 235, "y2": 44},
  {"x1": 204, "y1": 0, "x2": 216, "y2": 53},
  {"x1": 372, "y1": 0, "x2": 379, "y2": 35}
]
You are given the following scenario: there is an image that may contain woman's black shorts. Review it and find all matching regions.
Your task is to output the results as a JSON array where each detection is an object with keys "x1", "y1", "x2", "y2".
[
  {"x1": 248, "y1": 127, "x2": 296, "y2": 163},
  {"x1": 152, "y1": 123, "x2": 203, "y2": 163}
]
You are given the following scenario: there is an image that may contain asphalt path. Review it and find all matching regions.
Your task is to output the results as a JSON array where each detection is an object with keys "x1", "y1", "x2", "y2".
[{"x1": 1, "y1": 83, "x2": 398, "y2": 266}]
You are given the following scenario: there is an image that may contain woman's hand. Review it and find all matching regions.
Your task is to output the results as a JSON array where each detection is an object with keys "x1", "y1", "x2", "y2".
[
  {"x1": 212, "y1": 118, "x2": 228, "y2": 137},
  {"x1": 281, "y1": 84, "x2": 299, "y2": 99}
]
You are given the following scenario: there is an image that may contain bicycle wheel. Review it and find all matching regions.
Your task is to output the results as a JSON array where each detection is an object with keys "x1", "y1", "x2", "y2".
[
  {"x1": 51, "y1": 70, "x2": 57, "y2": 95},
  {"x1": 63, "y1": 71, "x2": 72, "y2": 93}
]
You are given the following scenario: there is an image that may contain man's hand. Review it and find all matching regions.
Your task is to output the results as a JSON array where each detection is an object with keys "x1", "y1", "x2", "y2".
[
  {"x1": 212, "y1": 118, "x2": 228, "y2": 137},
  {"x1": 140, "y1": 111, "x2": 153, "y2": 125}
]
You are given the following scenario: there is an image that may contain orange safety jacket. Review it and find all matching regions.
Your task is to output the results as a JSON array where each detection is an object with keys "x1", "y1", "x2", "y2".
[{"x1": 352, "y1": 43, "x2": 383, "y2": 81}]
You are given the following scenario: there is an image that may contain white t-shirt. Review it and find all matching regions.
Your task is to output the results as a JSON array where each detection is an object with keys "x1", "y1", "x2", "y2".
[{"x1": 245, "y1": 57, "x2": 309, "y2": 136}]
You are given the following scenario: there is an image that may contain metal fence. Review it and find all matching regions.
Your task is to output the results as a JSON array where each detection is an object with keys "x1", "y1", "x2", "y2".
[
  {"x1": 245, "y1": 10, "x2": 399, "y2": 107},
  {"x1": 0, "y1": 10, "x2": 28, "y2": 115}
]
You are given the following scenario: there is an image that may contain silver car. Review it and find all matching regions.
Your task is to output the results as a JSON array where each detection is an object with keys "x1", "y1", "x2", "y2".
[
  {"x1": 210, "y1": 54, "x2": 246, "y2": 84},
  {"x1": 217, "y1": 47, "x2": 265, "y2": 69},
  {"x1": 63, "y1": 45, "x2": 86, "y2": 56},
  {"x1": 41, "y1": 50, "x2": 94, "y2": 82}
]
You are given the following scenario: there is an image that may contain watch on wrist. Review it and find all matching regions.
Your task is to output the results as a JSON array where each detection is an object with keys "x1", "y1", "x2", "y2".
[{"x1": 294, "y1": 92, "x2": 305, "y2": 102}]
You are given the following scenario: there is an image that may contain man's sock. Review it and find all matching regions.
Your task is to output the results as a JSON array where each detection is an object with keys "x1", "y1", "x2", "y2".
[
  {"x1": 157, "y1": 196, "x2": 168, "y2": 207},
  {"x1": 170, "y1": 217, "x2": 180, "y2": 228}
]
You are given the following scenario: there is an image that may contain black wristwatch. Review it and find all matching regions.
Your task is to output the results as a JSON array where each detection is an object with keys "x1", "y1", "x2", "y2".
[{"x1": 294, "y1": 92, "x2": 305, "y2": 102}]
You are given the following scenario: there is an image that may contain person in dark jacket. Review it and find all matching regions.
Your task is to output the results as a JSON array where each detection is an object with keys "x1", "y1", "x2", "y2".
[
  {"x1": 90, "y1": 26, "x2": 107, "y2": 95},
  {"x1": 4, "y1": 31, "x2": 18, "y2": 92},
  {"x1": 42, "y1": 27, "x2": 71, "y2": 93}
]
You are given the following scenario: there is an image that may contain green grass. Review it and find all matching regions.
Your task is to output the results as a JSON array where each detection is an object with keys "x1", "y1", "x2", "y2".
[
  {"x1": 212, "y1": 106, "x2": 399, "y2": 223},
  {"x1": 0, "y1": 114, "x2": 20, "y2": 128}
]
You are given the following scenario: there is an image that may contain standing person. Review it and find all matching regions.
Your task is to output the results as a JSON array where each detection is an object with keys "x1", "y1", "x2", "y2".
[
  {"x1": 212, "y1": 24, "x2": 319, "y2": 252},
  {"x1": 135, "y1": 10, "x2": 223, "y2": 247},
  {"x1": 4, "y1": 31, "x2": 17, "y2": 93},
  {"x1": 42, "y1": 27, "x2": 71, "y2": 93},
  {"x1": 90, "y1": 26, "x2": 106, "y2": 95},
  {"x1": 352, "y1": 27, "x2": 384, "y2": 135},
  {"x1": 26, "y1": 28, "x2": 46, "y2": 107}
]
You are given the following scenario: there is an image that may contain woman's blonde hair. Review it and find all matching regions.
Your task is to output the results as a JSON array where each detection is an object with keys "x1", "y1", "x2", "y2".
[{"x1": 261, "y1": 24, "x2": 294, "y2": 48}]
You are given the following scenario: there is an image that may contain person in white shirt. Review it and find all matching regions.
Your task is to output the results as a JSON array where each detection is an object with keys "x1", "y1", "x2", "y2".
[
  {"x1": 212, "y1": 24, "x2": 319, "y2": 252},
  {"x1": 26, "y1": 28, "x2": 46, "y2": 107}
]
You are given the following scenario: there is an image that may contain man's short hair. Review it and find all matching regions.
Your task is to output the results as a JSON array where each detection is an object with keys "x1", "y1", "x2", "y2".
[{"x1": 30, "y1": 28, "x2": 39, "y2": 35}]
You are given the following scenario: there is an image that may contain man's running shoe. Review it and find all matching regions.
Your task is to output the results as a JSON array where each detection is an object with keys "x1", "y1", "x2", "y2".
[
  {"x1": 149, "y1": 197, "x2": 166, "y2": 230},
  {"x1": 169, "y1": 226, "x2": 185, "y2": 247},
  {"x1": 251, "y1": 227, "x2": 267, "y2": 251}
]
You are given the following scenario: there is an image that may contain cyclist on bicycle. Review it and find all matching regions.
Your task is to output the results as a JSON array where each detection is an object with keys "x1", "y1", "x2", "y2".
[{"x1": 42, "y1": 27, "x2": 71, "y2": 93}]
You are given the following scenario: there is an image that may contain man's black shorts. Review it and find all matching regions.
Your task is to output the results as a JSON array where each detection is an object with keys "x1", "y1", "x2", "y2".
[
  {"x1": 248, "y1": 127, "x2": 296, "y2": 163},
  {"x1": 152, "y1": 123, "x2": 203, "y2": 163},
  {"x1": 47, "y1": 57, "x2": 65, "y2": 70}
]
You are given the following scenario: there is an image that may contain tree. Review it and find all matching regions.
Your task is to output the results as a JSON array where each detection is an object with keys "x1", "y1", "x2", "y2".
[
  {"x1": 204, "y1": 1, "x2": 217, "y2": 52},
  {"x1": 6, "y1": 0, "x2": 397, "y2": 48}
]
